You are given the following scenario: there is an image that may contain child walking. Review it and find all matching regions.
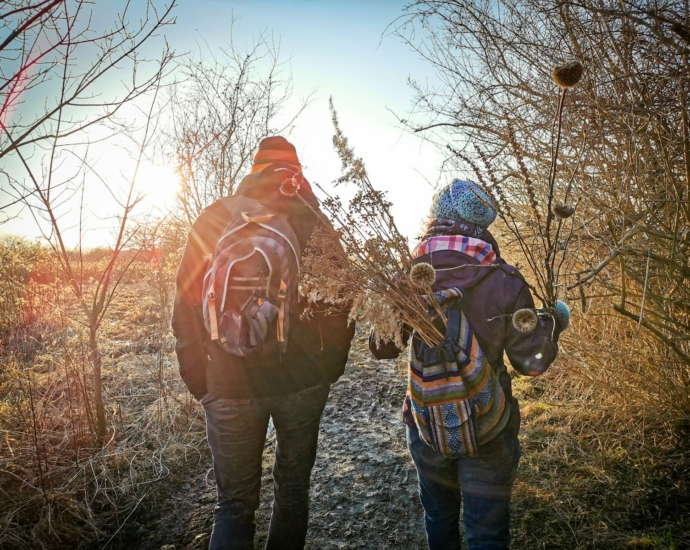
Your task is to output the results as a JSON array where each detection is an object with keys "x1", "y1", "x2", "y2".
[{"x1": 371, "y1": 179, "x2": 570, "y2": 550}]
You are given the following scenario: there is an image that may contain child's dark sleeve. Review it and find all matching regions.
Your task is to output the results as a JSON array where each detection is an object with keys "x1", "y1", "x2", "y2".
[{"x1": 504, "y1": 285, "x2": 562, "y2": 377}]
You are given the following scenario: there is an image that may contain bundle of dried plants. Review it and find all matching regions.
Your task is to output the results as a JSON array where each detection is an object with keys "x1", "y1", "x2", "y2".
[{"x1": 299, "y1": 100, "x2": 445, "y2": 347}]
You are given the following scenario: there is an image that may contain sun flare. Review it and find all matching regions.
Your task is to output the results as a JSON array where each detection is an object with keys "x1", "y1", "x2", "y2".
[{"x1": 135, "y1": 161, "x2": 179, "y2": 209}]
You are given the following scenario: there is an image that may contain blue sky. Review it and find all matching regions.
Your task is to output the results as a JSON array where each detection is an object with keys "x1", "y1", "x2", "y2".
[
  {"x1": 166, "y1": 0, "x2": 445, "y2": 236},
  {"x1": 2, "y1": 0, "x2": 446, "y2": 245}
]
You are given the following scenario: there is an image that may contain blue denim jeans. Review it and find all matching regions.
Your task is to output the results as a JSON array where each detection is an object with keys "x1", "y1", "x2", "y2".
[
  {"x1": 407, "y1": 415, "x2": 521, "y2": 550},
  {"x1": 202, "y1": 384, "x2": 330, "y2": 550}
]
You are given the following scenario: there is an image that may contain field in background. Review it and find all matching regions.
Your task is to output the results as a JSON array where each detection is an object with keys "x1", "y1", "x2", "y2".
[{"x1": 0, "y1": 237, "x2": 688, "y2": 549}]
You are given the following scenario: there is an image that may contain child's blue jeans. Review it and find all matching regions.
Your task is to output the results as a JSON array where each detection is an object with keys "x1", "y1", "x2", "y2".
[{"x1": 406, "y1": 418, "x2": 521, "y2": 550}]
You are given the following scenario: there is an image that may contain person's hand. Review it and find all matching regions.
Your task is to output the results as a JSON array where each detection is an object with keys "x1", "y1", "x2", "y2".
[
  {"x1": 401, "y1": 395, "x2": 414, "y2": 427},
  {"x1": 553, "y1": 300, "x2": 571, "y2": 330}
]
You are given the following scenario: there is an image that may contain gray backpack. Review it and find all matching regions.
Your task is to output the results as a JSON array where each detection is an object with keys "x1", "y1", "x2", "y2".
[{"x1": 202, "y1": 197, "x2": 301, "y2": 357}]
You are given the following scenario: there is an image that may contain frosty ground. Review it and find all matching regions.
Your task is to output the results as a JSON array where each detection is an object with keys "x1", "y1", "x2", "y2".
[{"x1": 112, "y1": 323, "x2": 689, "y2": 550}]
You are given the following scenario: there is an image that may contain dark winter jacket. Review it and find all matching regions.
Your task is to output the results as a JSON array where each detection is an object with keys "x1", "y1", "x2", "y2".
[
  {"x1": 172, "y1": 163, "x2": 356, "y2": 400},
  {"x1": 370, "y1": 228, "x2": 562, "y2": 410}
]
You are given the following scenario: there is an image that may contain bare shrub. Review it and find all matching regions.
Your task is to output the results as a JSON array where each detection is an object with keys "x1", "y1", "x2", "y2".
[
  {"x1": 0, "y1": 2, "x2": 210, "y2": 546},
  {"x1": 0, "y1": 249, "x2": 207, "y2": 548},
  {"x1": 163, "y1": 23, "x2": 311, "y2": 228},
  {"x1": 394, "y1": 0, "x2": 690, "y2": 426}
]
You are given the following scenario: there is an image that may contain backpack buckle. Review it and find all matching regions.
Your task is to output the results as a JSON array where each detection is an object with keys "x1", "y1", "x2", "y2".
[
  {"x1": 277, "y1": 280, "x2": 287, "y2": 342},
  {"x1": 241, "y1": 212, "x2": 275, "y2": 224},
  {"x1": 207, "y1": 284, "x2": 219, "y2": 341}
]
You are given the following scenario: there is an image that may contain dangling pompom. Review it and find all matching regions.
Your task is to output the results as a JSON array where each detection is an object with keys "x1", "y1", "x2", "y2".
[
  {"x1": 279, "y1": 175, "x2": 301, "y2": 197},
  {"x1": 552, "y1": 202, "x2": 575, "y2": 219},
  {"x1": 410, "y1": 262, "x2": 436, "y2": 288},
  {"x1": 552, "y1": 61, "x2": 583, "y2": 89},
  {"x1": 512, "y1": 308, "x2": 538, "y2": 333}
]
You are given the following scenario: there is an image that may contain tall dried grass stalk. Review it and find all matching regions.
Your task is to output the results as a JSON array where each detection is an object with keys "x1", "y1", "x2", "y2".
[
  {"x1": 299, "y1": 99, "x2": 445, "y2": 347},
  {"x1": 451, "y1": 64, "x2": 583, "y2": 309}
]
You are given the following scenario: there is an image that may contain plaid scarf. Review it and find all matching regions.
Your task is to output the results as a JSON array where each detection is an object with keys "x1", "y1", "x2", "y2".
[
  {"x1": 413, "y1": 235, "x2": 497, "y2": 265},
  {"x1": 414, "y1": 218, "x2": 498, "y2": 265}
]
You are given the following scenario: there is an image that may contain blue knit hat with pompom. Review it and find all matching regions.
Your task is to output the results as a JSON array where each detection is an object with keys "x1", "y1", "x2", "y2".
[{"x1": 430, "y1": 179, "x2": 497, "y2": 228}]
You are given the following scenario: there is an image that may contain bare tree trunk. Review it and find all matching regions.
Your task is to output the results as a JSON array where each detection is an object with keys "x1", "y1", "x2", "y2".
[{"x1": 88, "y1": 328, "x2": 106, "y2": 444}]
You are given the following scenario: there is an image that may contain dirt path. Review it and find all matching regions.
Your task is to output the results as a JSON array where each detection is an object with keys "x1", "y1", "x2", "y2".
[{"x1": 137, "y1": 331, "x2": 427, "y2": 550}]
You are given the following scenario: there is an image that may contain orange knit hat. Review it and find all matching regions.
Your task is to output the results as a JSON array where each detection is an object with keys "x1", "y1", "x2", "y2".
[{"x1": 250, "y1": 136, "x2": 301, "y2": 174}]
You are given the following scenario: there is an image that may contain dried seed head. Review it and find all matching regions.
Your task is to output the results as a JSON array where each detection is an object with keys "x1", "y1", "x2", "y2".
[
  {"x1": 512, "y1": 308, "x2": 538, "y2": 333},
  {"x1": 279, "y1": 175, "x2": 300, "y2": 197},
  {"x1": 552, "y1": 202, "x2": 575, "y2": 219},
  {"x1": 410, "y1": 262, "x2": 436, "y2": 288},
  {"x1": 364, "y1": 238, "x2": 382, "y2": 255},
  {"x1": 552, "y1": 60, "x2": 583, "y2": 88}
]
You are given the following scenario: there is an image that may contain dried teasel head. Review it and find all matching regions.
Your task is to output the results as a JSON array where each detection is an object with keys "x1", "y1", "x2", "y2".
[
  {"x1": 512, "y1": 308, "x2": 538, "y2": 333},
  {"x1": 410, "y1": 262, "x2": 436, "y2": 288},
  {"x1": 552, "y1": 60, "x2": 583, "y2": 89},
  {"x1": 279, "y1": 175, "x2": 301, "y2": 197},
  {"x1": 552, "y1": 201, "x2": 575, "y2": 219}
]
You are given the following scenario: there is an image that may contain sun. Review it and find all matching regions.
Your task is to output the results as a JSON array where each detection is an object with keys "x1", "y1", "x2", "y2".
[{"x1": 135, "y1": 161, "x2": 180, "y2": 211}]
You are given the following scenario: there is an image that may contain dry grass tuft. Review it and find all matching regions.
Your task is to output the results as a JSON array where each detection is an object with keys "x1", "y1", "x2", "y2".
[
  {"x1": 507, "y1": 293, "x2": 690, "y2": 548},
  {"x1": 0, "y1": 243, "x2": 206, "y2": 549}
]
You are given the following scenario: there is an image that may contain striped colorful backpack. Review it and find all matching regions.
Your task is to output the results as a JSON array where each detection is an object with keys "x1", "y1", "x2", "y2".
[
  {"x1": 201, "y1": 197, "x2": 301, "y2": 357},
  {"x1": 409, "y1": 288, "x2": 510, "y2": 458}
]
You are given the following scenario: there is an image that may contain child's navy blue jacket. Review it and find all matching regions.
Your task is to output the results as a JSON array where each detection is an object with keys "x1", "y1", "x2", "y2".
[{"x1": 370, "y1": 229, "x2": 563, "y2": 406}]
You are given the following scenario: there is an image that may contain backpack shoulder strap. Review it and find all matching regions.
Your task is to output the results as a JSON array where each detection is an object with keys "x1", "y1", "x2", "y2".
[
  {"x1": 254, "y1": 213, "x2": 302, "y2": 263},
  {"x1": 413, "y1": 288, "x2": 465, "y2": 366}
]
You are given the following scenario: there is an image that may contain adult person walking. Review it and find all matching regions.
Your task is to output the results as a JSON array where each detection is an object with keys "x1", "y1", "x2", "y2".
[
  {"x1": 371, "y1": 179, "x2": 571, "y2": 550},
  {"x1": 173, "y1": 137, "x2": 355, "y2": 550}
]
